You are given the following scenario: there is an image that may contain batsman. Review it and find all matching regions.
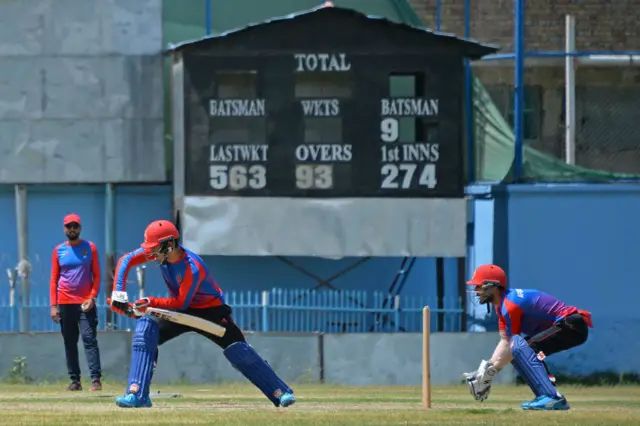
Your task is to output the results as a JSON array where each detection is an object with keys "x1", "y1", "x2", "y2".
[
  {"x1": 109, "y1": 219, "x2": 296, "y2": 409},
  {"x1": 463, "y1": 264, "x2": 593, "y2": 410}
]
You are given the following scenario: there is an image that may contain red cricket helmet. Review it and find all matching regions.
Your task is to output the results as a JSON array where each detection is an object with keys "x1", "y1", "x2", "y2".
[
  {"x1": 466, "y1": 264, "x2": 507, "y2": 288},
  {"x1": 141, "y1": 220, "x2": 180, "y2": 259}
]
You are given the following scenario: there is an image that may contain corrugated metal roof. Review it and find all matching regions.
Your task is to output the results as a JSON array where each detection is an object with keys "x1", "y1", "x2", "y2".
[{"x1": 166, "y1": 4, "x2": 499, "y2": 56}]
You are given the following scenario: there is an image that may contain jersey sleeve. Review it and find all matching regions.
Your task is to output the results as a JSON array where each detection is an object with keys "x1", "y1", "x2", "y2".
[
  {"x1": 112, "y1": 248, "x2": 147, "y2": 292},
  {"x1": 49, "y1": 246, "x2": 60, "y2": 306},
  {"x1": 503, "y1": 298, "x2": 524, "y2": 336},
  {"x1": 150, "y1": 261, "x2": 204, "y2": 310},
  {"x1": 498, "y1": 313, "x2": 506, "y2": 331},
  {"x1": 89, "y1": 242, "x2": 101, "y2": 299}
]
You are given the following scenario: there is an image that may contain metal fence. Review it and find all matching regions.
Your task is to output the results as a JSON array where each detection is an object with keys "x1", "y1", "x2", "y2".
[
  {"x1": 475, "y1": 53, "x2": 640, "y2": 181},
  {"x1": 417, "y1": 1, "x2": 640, "y2": 182},
  {"x1": 0, "y1": 288, "x2": 463, "y2": 334}
]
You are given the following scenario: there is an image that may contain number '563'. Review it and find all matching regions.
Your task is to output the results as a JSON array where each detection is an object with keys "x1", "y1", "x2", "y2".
[{"x1": 209, "y1": 165, "x2": 267, "y2": 190}]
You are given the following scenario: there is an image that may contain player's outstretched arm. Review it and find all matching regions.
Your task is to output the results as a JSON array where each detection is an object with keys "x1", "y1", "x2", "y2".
[
  {"x1": 490, "y1": 331, "x2": 513, "y2": 370},
  {"x1": 88, "y1": 242, "x2": 101, "y2": 299},
  {"x1": 110, "y1": 248, "x2": 147, "y2": 316},
  {"x1": 136, "y1": 263, "x2": 203, "y2": 312},
  {"x1": 49, "y1": 246, "x2": 61, "y2": 323},
  {"x1": 489, "y1": 297, "x2": 522, "y2": 370},
  {"x1": 112, "y1": 248, "x2": 147, "y2": 293},
  {"x1": 463, "y1": 318, "x2": 518, "y2": 402},
  {"x1": 49, "y1": 246, "x2": 60, "y2": 308}
]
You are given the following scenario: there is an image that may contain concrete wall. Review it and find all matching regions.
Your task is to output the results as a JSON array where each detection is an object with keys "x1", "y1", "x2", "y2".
[
  {"x1": 468, "y1": 183, "x2": 640, "y2": 376},
  {"x1": 0, "y1": 331, "x2": 515, "y2": 386},
  {"x1": 0, "y1": 0, "x2": 165, "y2": 183}
]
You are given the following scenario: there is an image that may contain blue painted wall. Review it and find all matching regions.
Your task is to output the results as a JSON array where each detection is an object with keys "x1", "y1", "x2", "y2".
[
  {"x1": 0, "y1": 184, "x2": 462, "y2": 330},
  {"x1": 0, "y1": 185, "x2": 173, "y2": 305},
  {"x1": 465, "y1": 185, "x2": 498, "y2": 331},
  {"x1": 2, "y1": 182, "x2": 630, "y2": 374},
  {"x1": 469, "y1": 183, "x2": 640, "y2": 376},
  {"x1": 202, "y1": 256, "x2": 460, "y2": 299},
  {"x1": 0, "y1": 187, "x2": 18, "y2": 285}
]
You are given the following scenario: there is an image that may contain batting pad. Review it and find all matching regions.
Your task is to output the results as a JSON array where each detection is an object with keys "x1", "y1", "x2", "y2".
[
  {"x1": 510, "y1": 335, "x2": 558, "y2": 398},
  {"x1": 126, "y1": 317, "x2": 159, "y2": 399},
  {"x1": 224, "y1": 342, "x2": 293, "y2": 407}
]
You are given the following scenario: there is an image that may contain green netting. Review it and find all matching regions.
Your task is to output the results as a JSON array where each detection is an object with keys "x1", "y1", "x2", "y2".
[
  {"x1": 472, "y1": 75, "x2": 640, "y2": 182},
  {"x1": 163, "y1": 0, "x2": 640, "y2": 182}
]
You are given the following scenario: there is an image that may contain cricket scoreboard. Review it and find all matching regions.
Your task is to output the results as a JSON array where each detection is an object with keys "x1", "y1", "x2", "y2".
[
  {"x1": 183, "y1": 51, "x2": 463, "y2": 198},
  {"x1": 170, "y1": 5, "x2": 496, "y2": 258}
]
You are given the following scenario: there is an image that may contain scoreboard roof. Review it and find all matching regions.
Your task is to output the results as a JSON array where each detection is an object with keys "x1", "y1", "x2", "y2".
[{"x1": 166, "y1": 4, "x2": 499, "y2": 59}]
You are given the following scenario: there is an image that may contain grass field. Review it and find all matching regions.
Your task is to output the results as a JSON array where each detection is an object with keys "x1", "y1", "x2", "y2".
[{"x1": 0, "y1": 382, "x2": 638, "y2": 425}]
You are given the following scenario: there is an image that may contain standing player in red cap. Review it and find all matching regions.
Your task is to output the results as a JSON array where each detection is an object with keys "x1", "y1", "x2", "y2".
[
  {"x1": 462, "y1": 264, "x2": 593, "y2": 410},
  {"x1": 49, "y1": 213, "x2": 103, "y2": 391}
]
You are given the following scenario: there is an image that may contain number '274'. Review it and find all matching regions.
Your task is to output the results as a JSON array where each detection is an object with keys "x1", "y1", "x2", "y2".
[{"x1": 380, "y1": 163, "x2": 437, "y2": 189}]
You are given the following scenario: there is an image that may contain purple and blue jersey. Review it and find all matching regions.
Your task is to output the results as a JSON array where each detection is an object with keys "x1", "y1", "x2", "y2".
[
  {"x1": 497, "y1": 288, "x2": 592, "y2": 338},
  {"x1": 50, "y1": 240, "x2": 100, "y2": 306},
  {"x1": 112, "y1": 245, "x2": 225, "y2": 310}
]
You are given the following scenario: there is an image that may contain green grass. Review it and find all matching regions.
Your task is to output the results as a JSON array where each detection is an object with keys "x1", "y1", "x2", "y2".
[{"x1": 0, "y1": 382, "x2": 639, "y2": 425}]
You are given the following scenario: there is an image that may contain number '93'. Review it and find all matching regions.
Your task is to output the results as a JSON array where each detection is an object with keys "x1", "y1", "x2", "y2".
[{"x1": 209, "y1": 164, "x2": 267, "y2": 190}]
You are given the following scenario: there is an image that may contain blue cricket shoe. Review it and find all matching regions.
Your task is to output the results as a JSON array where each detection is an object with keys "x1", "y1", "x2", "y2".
[
  {"x1": 115, "y1": 392, "x2": 294, "y2": 409},
  {"x1": 522, "y1": 395, "x2": 570, "y2": 410},
  {"x1": 279, "y1": 392, "x2": 296, "y2": 407},
  {"x1": 115, "y1": 393, "x2": 153, "y2": 408}
]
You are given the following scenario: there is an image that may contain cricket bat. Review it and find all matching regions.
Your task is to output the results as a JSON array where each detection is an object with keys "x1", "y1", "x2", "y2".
[
  {"x1": 107, "y1": 298, "x2": 226, "y2": 337},
  {"x1": 145, "y1": 307, "x2": 226, "y2": 337}
]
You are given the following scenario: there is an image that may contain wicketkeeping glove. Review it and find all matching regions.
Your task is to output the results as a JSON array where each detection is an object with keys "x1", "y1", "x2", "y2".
[{"x1": 463, "y1": 360, "x2": 497, "y2": 402}]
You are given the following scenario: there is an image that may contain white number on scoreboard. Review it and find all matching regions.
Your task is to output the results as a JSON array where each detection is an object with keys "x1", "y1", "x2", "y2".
[
  {"x1": 380, "y1": 117, "x2": 399, "y2": 143},
  {"x1": 209, "y1": 164, "x2": 267, "y2": 190},
  {"x1": 380, "y1": 163, "x2": 437, "y2": 189},
  {"x1": 295, "y1": 164, "x2": 333, "y2": 189}
]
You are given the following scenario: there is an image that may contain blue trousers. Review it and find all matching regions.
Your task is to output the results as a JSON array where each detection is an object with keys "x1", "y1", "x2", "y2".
[{"x1": 59, "y1": 304, "x2": 102, "y2": 381}]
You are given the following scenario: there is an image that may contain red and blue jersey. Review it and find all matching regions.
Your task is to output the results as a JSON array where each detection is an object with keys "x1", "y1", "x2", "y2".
[
  {"x1": 49, "y1": 240, "x2": 100, "y2": 306},
  {"x1": 113, "y1": 246, "x2": 225, "y2": 310},
  {"x1": 497, "y1": 288, "x2": 592, "y2": 338}
]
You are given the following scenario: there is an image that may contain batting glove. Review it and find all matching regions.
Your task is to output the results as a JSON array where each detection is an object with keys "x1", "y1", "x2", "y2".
[{"x1": 133, "y1": 297, "x2": 152, "y2": 315}]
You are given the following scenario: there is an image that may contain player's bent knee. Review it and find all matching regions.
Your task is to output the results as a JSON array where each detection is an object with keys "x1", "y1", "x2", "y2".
[
  {"x1": 133, "y1": 317, "x2": 160, "y2": 348},
  {"x1": 509, "y1": 334, "x2": 558, "y2": 397},
  {"x1": 220, "y1": 324, "x2": 246, "y2": 349},
  {"x1": 527, "y1": 341, "x2": 540, "y2": 353},
  {"x1": 223, "y1": 341, "x2": 258, "y2": 368},
  {"x1": 510, "y1": 335, "x2": 528, "y2": 357}
]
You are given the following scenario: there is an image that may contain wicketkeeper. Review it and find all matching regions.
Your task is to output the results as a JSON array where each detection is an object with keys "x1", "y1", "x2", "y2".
[
  {"x1": 109, "y1": 219, "x2": 296, "y2": 408},
  {"x1": 462, "y1": 264, "x2": 593, "y2": 410}
]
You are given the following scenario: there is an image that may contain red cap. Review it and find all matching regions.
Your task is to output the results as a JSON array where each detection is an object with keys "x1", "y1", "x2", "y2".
[
  {"x1": 466, "y1": 264, "x2": 507, "y2": 288},
  {"x1": 63, "y1": 213, "x2": 81, "y2": 225}
]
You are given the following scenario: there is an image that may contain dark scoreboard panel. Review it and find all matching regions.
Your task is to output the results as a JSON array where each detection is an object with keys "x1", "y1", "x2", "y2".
[{"x1": 183, "y1": 52, "x2": 463, "y2": 198}]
